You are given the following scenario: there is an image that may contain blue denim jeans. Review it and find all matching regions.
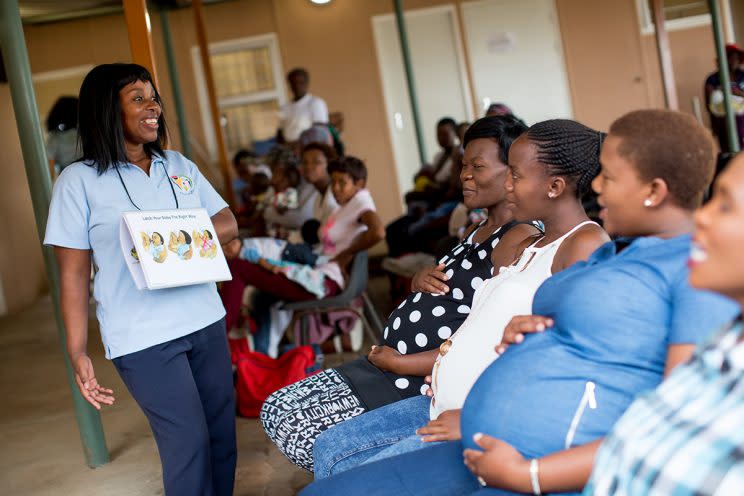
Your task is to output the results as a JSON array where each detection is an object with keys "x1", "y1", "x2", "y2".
[
  {"x1": 301, "y1": 441, "x2": 491, "y2": 496},
  {"x1": 312, "y1": 395, "x2": 432, "y2": 478}
]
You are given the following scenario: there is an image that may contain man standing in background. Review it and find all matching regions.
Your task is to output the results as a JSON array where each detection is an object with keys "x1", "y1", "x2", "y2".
[{"x1": 278, "y1": 68, "x2": 329, "y2": 145}]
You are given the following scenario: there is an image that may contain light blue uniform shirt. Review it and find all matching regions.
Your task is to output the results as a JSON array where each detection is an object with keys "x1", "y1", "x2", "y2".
[{"x1": 44, "y1": 150, "x2": 228, "y2": 359}]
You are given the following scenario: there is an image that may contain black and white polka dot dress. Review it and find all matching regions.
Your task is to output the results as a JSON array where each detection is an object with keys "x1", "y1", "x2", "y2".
[{"x1": 380, "y1": 221, "x2": 519, "y2": 398}]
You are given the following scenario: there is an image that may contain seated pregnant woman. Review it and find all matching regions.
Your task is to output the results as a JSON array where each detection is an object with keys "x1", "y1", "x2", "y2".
[
  {"x1": 300, "y1": 110, "x2": 740, "y2": 496},
  {"x1": 260, "y1": 116, "x2": 539, "y2": 472}
]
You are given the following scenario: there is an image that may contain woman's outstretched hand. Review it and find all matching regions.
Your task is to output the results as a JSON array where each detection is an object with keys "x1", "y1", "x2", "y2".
[
  {"x1": 411, "y1": 263, "x2": 450, "y2": 295},
  {"x1": 496, "y1": 315, "x2": 554, "y2": 354},
  {"x1": 71, "y1": 354, "x2": 115, "y2": 410}
]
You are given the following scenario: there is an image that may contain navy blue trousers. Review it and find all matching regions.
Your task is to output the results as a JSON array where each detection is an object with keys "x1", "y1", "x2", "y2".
[
  {"x1": 300, "y1": 441, "x2": 525, "y2": 496},
  {"x1": 114, "y1": 319, "x2": 236, "y2": 496}
]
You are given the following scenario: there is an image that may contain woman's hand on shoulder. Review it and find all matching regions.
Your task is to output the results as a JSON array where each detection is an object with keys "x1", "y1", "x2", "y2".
[
  {"x1": 497, "y1": 315, "x2": 554, "y2": 354},
  {"x1": 411, "y1": 263, "x2": 449, "y2": 294},
  {"x1": 553, "y1": 223, "x2": 609, "y2": 272},
  {"x1": 367, "y1": 345, "x2": 402, "y2": 373}
]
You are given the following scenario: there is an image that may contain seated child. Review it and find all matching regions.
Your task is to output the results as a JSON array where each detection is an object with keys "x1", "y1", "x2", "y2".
[
  {"x1": 265, "y1": 164, "x2": 302, "y2": 238},
  {"x1": 270, "y1": 165, "x2": 300, "y2": 212},
  {"x1": 246, "y1": 172, "x2": 271, "y2": 210},
  {"x1": 219, "y1": 156, "x2": 384, "y2": 341}
]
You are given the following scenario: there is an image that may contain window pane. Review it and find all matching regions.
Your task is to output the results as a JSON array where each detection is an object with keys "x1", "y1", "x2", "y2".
[
  {"x1": 221, "y1": 100, "x2": 279, "y2": 155},
  {"x1": 211, "y1": 46, "x2": 275, "y2": 99},
  {"x1": 646, "y1": 0, "x2": 708, "y2": 22}
]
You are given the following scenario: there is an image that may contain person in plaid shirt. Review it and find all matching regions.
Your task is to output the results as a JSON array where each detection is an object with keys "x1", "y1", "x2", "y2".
[{"x1": 585, "y1": 153, "x2": 744, "y2": 496}]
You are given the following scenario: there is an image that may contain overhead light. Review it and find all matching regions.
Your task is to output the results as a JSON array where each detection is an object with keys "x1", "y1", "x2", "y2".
[{"x1": 310, "y1": 0, "x2": 332, "y2": 4}]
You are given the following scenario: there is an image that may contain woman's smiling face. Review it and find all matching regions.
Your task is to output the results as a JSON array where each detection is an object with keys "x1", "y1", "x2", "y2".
[
  {"x1": 460, "y1": 138, "x2": 509, "y2": 210},
  {"x1": 689, "y1": 154, "x2": 744, "y2": 303},
  {"x1": 591, "y1": 135, "x2": 651, "y2": 238},
  {"x1": 503, "y1": 136, "x2": 553, "y2": 222},
  {"x1": 119, "y1": 80, "x2": 161, "y2": 148}
]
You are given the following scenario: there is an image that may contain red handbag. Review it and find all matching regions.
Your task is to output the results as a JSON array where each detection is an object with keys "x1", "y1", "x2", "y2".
[{"x1": 235, "y1": 345, "x2": 317, "y2": 417}]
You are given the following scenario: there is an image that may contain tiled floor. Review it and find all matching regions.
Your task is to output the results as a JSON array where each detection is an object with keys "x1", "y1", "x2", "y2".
[{"x1": 0, "y1": 275, "x2": 393, "y2": 495}]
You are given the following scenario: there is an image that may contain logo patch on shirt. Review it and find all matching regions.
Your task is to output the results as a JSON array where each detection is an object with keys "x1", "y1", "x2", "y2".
[{"x1": 171, "y1": 175, "x2": 194, "y2": 194}]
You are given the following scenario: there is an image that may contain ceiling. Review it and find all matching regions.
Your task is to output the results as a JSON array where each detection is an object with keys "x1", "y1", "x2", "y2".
[
  {"x1": 18, "y1": 0, "x2": 230, "y2": 24},
  {"x1": 19, "y1": 1, "x2": 122, "y2": 20}
]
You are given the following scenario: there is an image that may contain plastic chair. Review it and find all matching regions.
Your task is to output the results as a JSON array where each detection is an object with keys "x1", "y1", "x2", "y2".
[{"x1": 281, "y1": 251, "x2": 384, "y2": 346}]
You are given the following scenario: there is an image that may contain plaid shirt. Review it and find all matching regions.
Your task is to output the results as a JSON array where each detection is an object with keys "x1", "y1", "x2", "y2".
[{"x1": 585, "y1": 319, "x2": 744, "y2": 496}]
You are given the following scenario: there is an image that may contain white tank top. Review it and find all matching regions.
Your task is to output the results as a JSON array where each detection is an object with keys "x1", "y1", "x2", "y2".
[{"x1": 429, "y1": 220, "x2": 597, "y2": 419}]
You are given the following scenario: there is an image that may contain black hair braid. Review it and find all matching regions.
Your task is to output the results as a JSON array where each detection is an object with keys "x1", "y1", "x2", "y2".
[{"x1": 526, "y1": 119, "x2": 605, "y2": 198}]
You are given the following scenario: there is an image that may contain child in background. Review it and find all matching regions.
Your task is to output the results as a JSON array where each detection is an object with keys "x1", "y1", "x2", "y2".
[
  {"x1": 232, "y1": 150, "x2": 257, "y2": 212},
  {"x1": 266, "y1": 165, "x2": 301, "y2": 238},
  {"x1": 271, "y1": 165, "x2": 300, "y2": 212},
  {"x1": 220, "y1": 156, "x2": 385, "y2": 354},
  {"x1": 242, "y1": 172, "x2": 272, "y2": 216}
]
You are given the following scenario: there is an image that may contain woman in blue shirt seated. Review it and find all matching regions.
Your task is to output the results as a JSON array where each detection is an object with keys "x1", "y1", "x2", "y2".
[
  {"x1": 44, "y1": 64, "x2": 238, "y2": 496},
  {"x1": 299, "y1": 109, "x2": 739, "y2": 496},
  {"x1": 584, "y1": 152, "x2": 744, "y2": 495}
]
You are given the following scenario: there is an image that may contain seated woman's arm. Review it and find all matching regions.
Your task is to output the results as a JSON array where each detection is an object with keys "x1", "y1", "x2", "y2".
[
  {"x1": 332, "y1": 210, "x2": 385, "y2": 270},
  {"x1": 464, "y1": 436, "x2": 603, "y2": 493},
  {"x1": 368, "y1": 346, "x2": 439, "y2": 376},
  {"x1": 468, "y1": 332, "x2": 696, "y2": 493}
]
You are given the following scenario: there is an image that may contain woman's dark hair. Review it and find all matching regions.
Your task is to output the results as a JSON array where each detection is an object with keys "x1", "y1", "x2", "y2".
[
  {"x1": 152, "y1": 232, "x2": 163, "y2": 244},
  {"x1": 287, "y1": 67, "x2": 309, "y2": 81},
  {"x1": 463, "y1": 115, "x2": 529, "y2": 164},
  {"x1": 609, "y1": 109, "x2": 715, "y2": 210},
  {"x1": 232, "y1": 149, "x2": 257, "y2": 167},
  {"x1": 437, "y1": 117, "x2": 457, "y2": 131},
  {"x1": 46, "y1": 96, "x2": 78, "y2": 132},
  {"x1": 301, "y1": 142, "x2": 338, "y2": 162},
  {"x1": 205, "y1": 230, "x2": 213, "y2": 240},
  {"x1": 265, "y1": 145, "x2": 298, "y2": 170},
  {"x1": 180, "y1": 229, "x2": 192, "y2": 245},
  {"x1": 328, "y1": 156, "x2": 367, "y2": 182},
  {"x1": 525, "y1": 119, "x2": 605, "y2": 198},
  {"x1": 78, "y1": 63, "x2": 168, "y2": 174}
]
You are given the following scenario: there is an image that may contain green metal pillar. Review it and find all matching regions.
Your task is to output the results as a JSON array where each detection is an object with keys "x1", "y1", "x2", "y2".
[
  {"x1": 0, "y1": 0, "x2": 109, "y2": 467},
  {"x1": 159, "y1": 7, "x2": 193, "y2": 159},
  {"x1": 708, "y1": 0, "x2": 740, "y2": 153},
  {"x1": 393, "y1": 0, "x2": 428, "y2": 165}
]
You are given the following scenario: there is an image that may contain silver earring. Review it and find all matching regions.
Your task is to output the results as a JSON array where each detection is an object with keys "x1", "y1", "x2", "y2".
[
  {"x1": 644, "y1": 199, "x2": 653, "y2": 207},
  {"x1": 548, "y1": 192, "x2": 556, "y2": 199}
]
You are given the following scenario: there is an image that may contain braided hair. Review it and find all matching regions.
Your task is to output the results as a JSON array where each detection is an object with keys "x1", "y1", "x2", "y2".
[{"x1": 526, "y1": 119, "x2": 605, "y2": 198}]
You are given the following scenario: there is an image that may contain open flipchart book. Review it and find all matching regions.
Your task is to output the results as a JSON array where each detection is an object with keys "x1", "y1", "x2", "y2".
[{"x1": 120, "y1": 208, "x2": 232, "y2": 290}]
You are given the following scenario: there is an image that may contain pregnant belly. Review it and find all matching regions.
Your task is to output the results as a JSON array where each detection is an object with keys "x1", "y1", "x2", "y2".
[{"x1": 459, "y1": 340, "x2": 644, "y2": 458}]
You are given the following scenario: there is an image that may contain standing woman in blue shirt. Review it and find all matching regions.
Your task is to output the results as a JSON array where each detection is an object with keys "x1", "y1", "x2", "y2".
[{"x1": 44, "y1": 64, "x2": 238, "y2": 496}]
